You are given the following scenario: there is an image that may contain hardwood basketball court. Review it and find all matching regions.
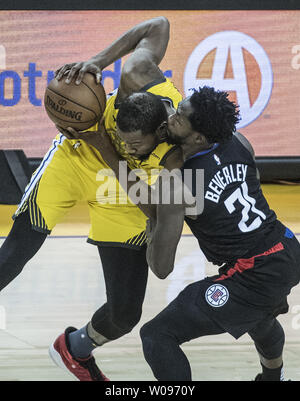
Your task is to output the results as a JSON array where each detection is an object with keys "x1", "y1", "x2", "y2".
[{"x1": 0, "y1": 184, "x2": 299, "y2": 381}]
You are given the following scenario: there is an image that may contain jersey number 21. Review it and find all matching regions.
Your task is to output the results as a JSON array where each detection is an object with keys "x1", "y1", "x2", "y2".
[{"x1": 224, "y1": 182, "x2": 266, "y2": 233}]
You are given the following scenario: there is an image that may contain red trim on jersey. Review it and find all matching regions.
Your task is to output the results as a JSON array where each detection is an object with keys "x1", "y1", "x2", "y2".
[{"x1": 215, "y1": 242, "x2": 284, "y2": 282}]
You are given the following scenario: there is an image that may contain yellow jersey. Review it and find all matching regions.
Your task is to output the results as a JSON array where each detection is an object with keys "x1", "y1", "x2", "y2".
[{"x1": 103, "y1": 77, "x2": 182, "y2": 170}]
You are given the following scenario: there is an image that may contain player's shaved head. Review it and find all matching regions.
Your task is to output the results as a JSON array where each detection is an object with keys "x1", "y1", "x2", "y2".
[{"x1": 117, "y1": 92, "x2": 167, "y2": 135}]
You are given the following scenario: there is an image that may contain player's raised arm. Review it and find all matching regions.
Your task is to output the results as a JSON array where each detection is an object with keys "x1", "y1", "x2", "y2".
[
  {"x1": 117, "y1": 16, "x2": 169, "y2": 95},
  {"x1": 56, "y1": 17, "x2": 169, "y2": 87}
]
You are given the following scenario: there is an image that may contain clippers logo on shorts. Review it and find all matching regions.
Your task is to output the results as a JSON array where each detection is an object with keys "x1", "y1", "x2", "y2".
[
  {"x1": 205, "y1": 284, "x2": 229, "y2": 307},
  {"x1": 184, "y1": 31, "x2": 273, "y2": 129}
]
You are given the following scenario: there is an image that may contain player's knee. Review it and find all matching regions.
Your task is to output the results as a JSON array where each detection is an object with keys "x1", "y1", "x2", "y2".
[
  {"x1": 140, "y1": 321, "x2": 154, "y2": 340},
  {"x1": 140, "y1": 321, "x2": 159, "y2": 356},
  {"x1": 140, "y1": 320, "x2": 167, "y2": 349},
  {"x1": 140, "y1": 320, "x2": 175, "y2": 363}
]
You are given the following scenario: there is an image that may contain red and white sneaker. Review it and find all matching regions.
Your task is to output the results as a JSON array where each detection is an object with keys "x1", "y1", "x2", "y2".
[{"x1": 49, "y1": 327, "x2": 109, "y2": 381}]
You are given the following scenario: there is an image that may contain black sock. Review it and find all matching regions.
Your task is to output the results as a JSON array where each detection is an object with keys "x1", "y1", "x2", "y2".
[{"x1": 261, "y1": 363, "x2": 284, "y2": 381}]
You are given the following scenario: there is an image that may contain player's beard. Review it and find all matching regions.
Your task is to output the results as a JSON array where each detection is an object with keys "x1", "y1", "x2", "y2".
[{"x1": 166, "y1": 128, "x2": 184, "y2": 145}]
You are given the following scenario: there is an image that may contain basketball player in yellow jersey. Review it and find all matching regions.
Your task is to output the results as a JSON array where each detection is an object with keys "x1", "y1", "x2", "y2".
[{"x1": 0, "y1": 17, "x2": 183, "y2": 381}]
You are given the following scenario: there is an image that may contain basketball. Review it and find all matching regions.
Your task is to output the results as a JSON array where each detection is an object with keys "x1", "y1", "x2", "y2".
[{"x1": 44, "y1": 73, "x2": 106, "y2": 131}]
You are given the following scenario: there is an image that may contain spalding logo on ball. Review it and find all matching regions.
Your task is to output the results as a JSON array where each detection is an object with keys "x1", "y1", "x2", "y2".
[{"x1": 44, "y1": 73, "x2": 106, "y2": 131}]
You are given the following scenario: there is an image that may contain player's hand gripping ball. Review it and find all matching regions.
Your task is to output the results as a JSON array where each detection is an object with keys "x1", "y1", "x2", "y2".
[{"x1": 44, "y1": 72, "x2": 106, "y2": 130}]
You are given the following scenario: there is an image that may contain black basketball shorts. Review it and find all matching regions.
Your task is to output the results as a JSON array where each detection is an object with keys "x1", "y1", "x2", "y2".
[{"x1": 194, "y1": 226, "x2": 300, "y2": 339}]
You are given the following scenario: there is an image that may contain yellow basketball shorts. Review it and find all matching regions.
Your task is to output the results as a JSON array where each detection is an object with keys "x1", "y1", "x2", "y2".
[{"x1": 13, "y1": 134, "x2": 148, "y2": 249}]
